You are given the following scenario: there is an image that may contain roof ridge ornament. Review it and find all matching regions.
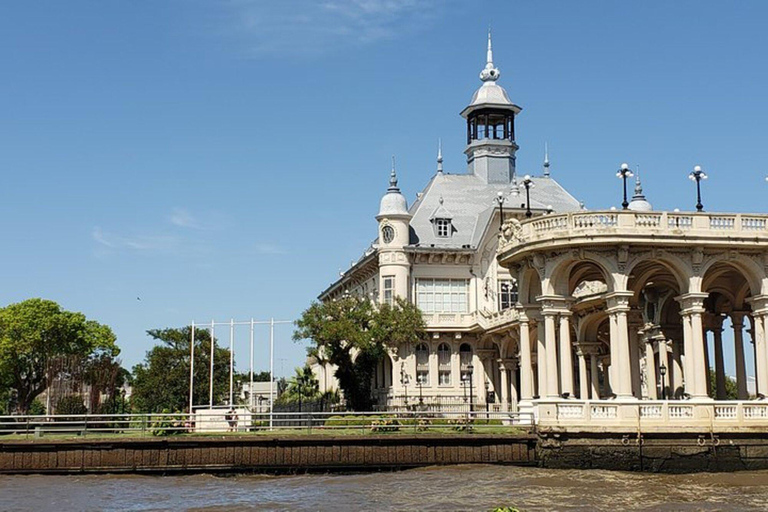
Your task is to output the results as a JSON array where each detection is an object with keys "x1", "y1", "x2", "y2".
[
  {"x1": 388, "y1": 155, "x2": 399, "y2": 192},
  {"x1": 437, "y1": 138, "x2": 443, "y2": 174},
  {"x1": 543, "y1": 143, "x2": 551, "y2": 178},
  {"x1": 480, "y1": 29, "x2": 500, "y2": 82}
]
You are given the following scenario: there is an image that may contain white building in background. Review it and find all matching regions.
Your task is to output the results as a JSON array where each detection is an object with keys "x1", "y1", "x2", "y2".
[{"x1": 313, "y1": 34, "x2": 768, "y2": 430}]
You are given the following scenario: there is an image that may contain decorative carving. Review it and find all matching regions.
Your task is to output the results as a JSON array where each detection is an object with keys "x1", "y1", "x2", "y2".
[
  {"x1": 500, "y1": 218, "x2": 524, "y2": 247},
  {"x1": 572, "y1": 280, "x2": 608, "y2": 298}
]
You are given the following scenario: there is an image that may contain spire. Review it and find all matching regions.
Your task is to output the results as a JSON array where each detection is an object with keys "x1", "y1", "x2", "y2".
[
  {"x1": 480, "y1": 28, "x2": 500, "y2": 82},
  {"x1": 627, "y1": 164, "x2": 653, "y2": 211},
  {"x1": 543, "y1": 143, "x2": 551, "y2": 178},
  {"x1": 437, "y1": 138, "x2": 443, "y2": 174},
  {"x1": 388, "y1": 155, "x2": 399, "y2": 191}
]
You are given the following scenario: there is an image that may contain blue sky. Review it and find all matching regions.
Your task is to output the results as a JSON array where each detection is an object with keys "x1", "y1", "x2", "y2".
[{"x1": 2, "y1": 1, "x2": 768, "y2": 378}]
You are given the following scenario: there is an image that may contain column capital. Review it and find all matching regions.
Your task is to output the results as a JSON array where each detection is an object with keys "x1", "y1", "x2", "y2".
[
  {"x1": 730, "y1": 311, "x2": 748, "y2": 328},
  {"x1": 605, "y1": 291, "x2": 633, "y2": 312},
  {"x1": 497, "y1": 357, "x2": 518, "y2": 370},
  {"x1": 535, "y1": 294, "x2": 572, "y2": 313},
  {"x1": 575, "y1": 342, "x2": 601, "y2": 356},
  {"x1": 675, "y1": 292, "x2": 709, "y2": 314},
  {"x1": 747, "y1": 295, "x2": 768, "y2": 315}
]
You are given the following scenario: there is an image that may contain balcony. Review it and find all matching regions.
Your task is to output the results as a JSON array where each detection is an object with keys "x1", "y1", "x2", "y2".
[
  {"x1": 536, "y1": 399, "x2": 768, "y2": 433},
  {"x1": 499, "y1": 210, "x2": 768, "y2": 258}
]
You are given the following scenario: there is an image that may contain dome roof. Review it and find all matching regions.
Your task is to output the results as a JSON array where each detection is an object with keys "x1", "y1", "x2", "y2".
[
  {"x1": 469, "y1": 81, "x2": 513, "y2": 107},
  {"x1": 379, "y1": 191, "x2": 408, "y2": 217},
  {"x1": 627, "y1": 175, "x2": 653, "y2": 212},
  {"x1": 377, "y1": 158, "x2": 410, "y2": 218}
]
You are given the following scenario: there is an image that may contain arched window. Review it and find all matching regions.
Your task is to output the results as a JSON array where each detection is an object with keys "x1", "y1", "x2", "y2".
[
  {"x1": 415, "y1": 343, "x2": 430, "y2": 385},
  {"x1": 438, "y1": 343, "x2": 451, "y2": 385}
]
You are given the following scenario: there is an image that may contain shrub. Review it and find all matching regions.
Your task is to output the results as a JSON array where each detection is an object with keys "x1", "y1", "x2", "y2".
[
  {"x1": 55, "y1": 396, "x2": 87, "y2": 416},
  {"x1": 370, "y1": 418, "x2": 400, "y2": 432},
  {"x1": 150, "y1": 410, "x2": 183, "y2": 436}
]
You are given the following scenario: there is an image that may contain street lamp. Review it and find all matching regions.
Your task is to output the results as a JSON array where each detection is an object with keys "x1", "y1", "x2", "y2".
[
  {"x1": 417, "y1": 375, "x2": 424, "y2": 407},
  {"x1": 467, "y1": 363, "x2": 475, "y2": 412},
  {"x1": 659, "y1": 363, "x2": 667, "y2": 400},
  {"x1": 522, "y1": 175, "x2": 535, "y2": 218},
  {"x1": 485, "y1": 380, "x2": 490, "y2": 413},
  {"x1": 689, "y1": 165, "x2": 708, "y2": 212},
  {"x1": 496, "y1": 191, "x2": 506, "y2": 231},
  {"x1": 616, "y1": 163, "x2": 634, "y2": 210},
  {"x1": 400, "y1": 362, "x2": 410, "y2": 408}
]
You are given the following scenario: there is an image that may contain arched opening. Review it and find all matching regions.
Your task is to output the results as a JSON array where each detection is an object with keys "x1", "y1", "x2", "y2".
[
  {"x1": 437, "y1": 343, "x2": 451, "y2": 385},
  {"x1": 701, "y1": 261, "x2": 757, "y2": 400}
]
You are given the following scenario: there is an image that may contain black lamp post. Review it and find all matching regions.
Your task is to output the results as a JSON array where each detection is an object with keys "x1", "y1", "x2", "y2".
[
  {"x1": 659, "y1": 363, "x2": 667, "y2": 400},
  {"x1": 496, "y1": 191, "x2": 506, "y2": 231},
  {"x1": 689, "y1": 165, "x2": 707, "y2": 212},
  {"x1": 417, "y1": 377, "x2": 424, "y2": 406},
  {"x1": 522, "y1": 175, "x2": 534, "y2": 218},
  {"x1": 616, "y1": 163, "x2": 634, "y2": 210},
  {"x1": 467, "y1": 363, "x2": 475, "y2": 412},
  {"x1": 485, "y1": 380, "x2": 490, "y2": 413}
]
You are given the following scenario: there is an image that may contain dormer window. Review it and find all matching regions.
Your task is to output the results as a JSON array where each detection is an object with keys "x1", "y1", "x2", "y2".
[{"x1": 435, "y1": 218, "x2": 451, "y2": 238}]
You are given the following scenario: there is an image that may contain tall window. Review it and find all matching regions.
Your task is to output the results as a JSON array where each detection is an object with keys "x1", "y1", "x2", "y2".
[
  {"x1": 383, "y1": 276, "x2": 395, "y2": 306},
  {"x1": 415, "y1": 343, "x2": 429, "y2": 385},
  {"x1": 499, "y1": 279, "x2": 519, "y2": 311},
  {"x1": 438, "y1": 343, "x2": 451, "y2": 385},
  {"x1": 435, "y1": 218, "x2": 451, "y2": 238},
  {"x1": 416, "y1": 278, "x2": 469, "y2": 313}
]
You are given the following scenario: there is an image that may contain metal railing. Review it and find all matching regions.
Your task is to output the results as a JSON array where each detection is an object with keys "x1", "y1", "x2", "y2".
[{"x1": 0, "y1": 410, "x2": 534, "y2": 439}]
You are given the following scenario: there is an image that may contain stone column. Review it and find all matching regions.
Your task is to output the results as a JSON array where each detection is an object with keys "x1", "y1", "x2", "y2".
[
  {"x1": 671, "y1": 340, "x2": 684, "y2": 399},
  {"x1": 577, "y1": 349, "x2": 589, "y2": 400},
  {"x1": 544, "y1": 311, "x2": 560, "y2": 398},
  {"x1": 629, "y1": 326, "x2": 642, "y2": 398},
  {"x1": 429, "y1": 343, "x2": 439, "y2": 390},
  {"x1": 702, "y1": 327, "x2": 712, "y2": 397},
  {"x1": 518, "y1": 316, "x2": 534, "y2": 401},
  {"x1": 602, "y1": 360, "x2": 612, "y2": 397},
  {"x1": 499, "y1": 361, "x2": 510, "y2": 411},
  {"x1": 606, "y1": 292, "x2": 634, "y2": 399},
  {"x1": 732, "y1": 313, "x2": 748, "y2": 400},
  {"x1": 712, "y1": 321, "x2": 726, "y2": 400},
  {"x1": 659, "y1": 340, "x2": 670, "y2": 400},
  {"x1": 559, "y1": 313, "x2": 574, "y2": 397},
  {"x1": 590, "y1": 355, "x2": 600, "y2": 399},
  {"x1": 754, "y1": 310, "x2": 768, "y2": 397},
  {"x1": 537, "y1": 332, "x2": 546, "y2": 398},
  {"x1": 645, "y1": 339, "x2": 657, "y2": 400},
  {"x1": 678, "y1": 293, "x2": 710, "y2": 400}
]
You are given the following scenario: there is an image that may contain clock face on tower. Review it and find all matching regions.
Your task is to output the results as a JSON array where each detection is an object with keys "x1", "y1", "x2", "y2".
[{"x1": 382, "y1": 225, "x2": 395, "y2": 244}]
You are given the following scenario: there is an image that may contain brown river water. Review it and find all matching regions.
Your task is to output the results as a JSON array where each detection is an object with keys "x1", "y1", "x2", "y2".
[{"x1": 1, "y1": 465, "x2": 767, "y2": 511}]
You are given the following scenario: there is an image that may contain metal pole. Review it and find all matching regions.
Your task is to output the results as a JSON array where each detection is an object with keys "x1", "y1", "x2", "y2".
[
  {"x1": 189, "y1": 322, "x2": 195, "y2": 414},
  {"x1": 269, "y1": 317, "x2": 275, "y2": 431},
  {"x1": 696, "y1": 179, "x2": 703, "y2": 212},
  {"x1": 209, "y1": 321, "x2": 215, "y2": 407},
  {"x1": 622, "y1": 174, "x2": 629, "y2": 209},
  {"x1": 229, "y1": 319, "x2": 235, "y2": 407},
  {"x1": 249, "y1": 318, "x2": 254, "y2": 410}
]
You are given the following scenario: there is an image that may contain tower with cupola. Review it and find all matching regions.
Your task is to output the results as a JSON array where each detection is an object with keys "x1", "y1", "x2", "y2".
[
  {"x1": 376, "y1": 158, "x2": 411, "y2": 304},
  {"x1": 460, "y1": 31, "x2": 522, "y2": 184}
]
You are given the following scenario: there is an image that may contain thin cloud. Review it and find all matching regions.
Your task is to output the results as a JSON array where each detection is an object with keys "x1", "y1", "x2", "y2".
[
  {"x1": 167, "y1": 207, "x2": 228, "y2": 231},
  {"x1": 169, "y1": 208, "x2": 201, "y2": 229},
  {"x1": 92, "y1": 227, "x2": 180, "y2": 254},
  {"x1": 222, "y1": 0, "x2": 445, "y2": 55}
]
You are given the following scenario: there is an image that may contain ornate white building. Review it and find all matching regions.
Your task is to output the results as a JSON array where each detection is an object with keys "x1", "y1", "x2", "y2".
[{"x1": 314, "y1": 34, "x2": 768, "y2": 429}]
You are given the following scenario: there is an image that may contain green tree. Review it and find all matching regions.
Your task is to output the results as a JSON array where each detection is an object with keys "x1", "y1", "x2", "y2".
[
  {"x1": 0, "y1": 298, "x2": 118, "y2": 414},
  {"x1": 293, "y1": 296, "x2": 426, "y2": 410},
  {"x1": 131, "y1": 326, "x2": 233, "y2": 413},
  {"x1": 708, "y1": 369, "x2": 739, "y2": 400},
  {"x1": 280, "y1": 365, "x2": 320, "y2": 406}
]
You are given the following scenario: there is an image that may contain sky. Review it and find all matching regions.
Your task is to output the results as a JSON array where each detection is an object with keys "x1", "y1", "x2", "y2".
[{"x1": 3, "y1": 1, "x2": 768, "y2": 380}]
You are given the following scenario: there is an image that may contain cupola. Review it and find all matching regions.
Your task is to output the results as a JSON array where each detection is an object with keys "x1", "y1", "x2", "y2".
[{"x1": 460, "y1": 31, "x2": 522, "y2": 185}]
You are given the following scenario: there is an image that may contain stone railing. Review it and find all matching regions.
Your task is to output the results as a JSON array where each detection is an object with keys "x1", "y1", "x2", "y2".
[
  {"x1": 478, "y1": 308, "x2": 520, "y2": 331},
  {"x1": 423, "y1": 312, "x2": 479, "y2": 329},
  {"x1": 536, "y1": 399, "x2": 768, "y2": 432},
  {"x1": 501, "y1": 210, "x2": 768, "y2": 254}
]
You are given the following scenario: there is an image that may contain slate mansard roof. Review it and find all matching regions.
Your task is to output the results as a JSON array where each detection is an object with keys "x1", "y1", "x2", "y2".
[{"x1": 405, "y1": 172, "x2": 581, "y2": 250}]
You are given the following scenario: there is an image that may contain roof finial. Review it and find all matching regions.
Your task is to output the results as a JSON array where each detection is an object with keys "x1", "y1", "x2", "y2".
[
  {"x1": 543, "y1": 142, "x2": 551, "y2": 178},
  {"x1": 634, "y1": 164, "x2": 643, "y2": 195},
  {"x1": 480, "y1": 28, "x2": 500, "y2": 82},
  {"x1": 388, "y1": 155, "x2": 399, "y2": 191},
  {"x1": 437, "y1": 138, "x2": 443, "y2": 174}
]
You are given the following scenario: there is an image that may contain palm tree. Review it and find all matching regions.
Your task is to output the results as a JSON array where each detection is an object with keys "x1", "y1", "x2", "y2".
[{"x1": 286, "y1": 366, "x2": 320, "y2": 411}]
